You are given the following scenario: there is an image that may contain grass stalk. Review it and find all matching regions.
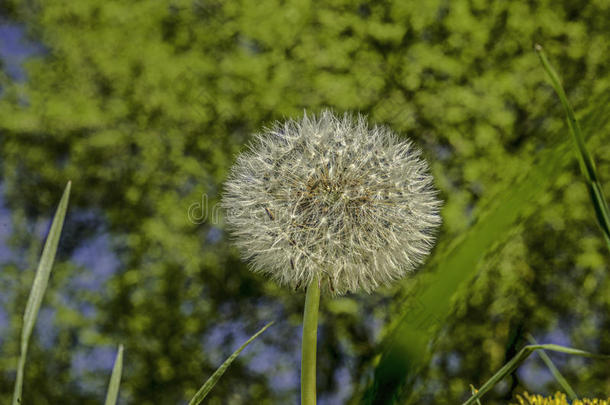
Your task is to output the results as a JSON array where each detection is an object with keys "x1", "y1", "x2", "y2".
[
  {"x1": 535, "y1": 44, "x2": 610, "y2": 250},
  {"x1": 104, "y1": 344, "x2": 124, "y2": 405},
  {"x1": 188, "y1": 321, "x2": 273, "y2": 405},
  {"x1": 12, "y1": 181, "x2": 71, "y2": 405},
  {"x1": 526, "y1": 334, "x2": 577, "y2": 400},
  {"x1": 462, "y1": 343, "x2": 610, "y2": 405}
]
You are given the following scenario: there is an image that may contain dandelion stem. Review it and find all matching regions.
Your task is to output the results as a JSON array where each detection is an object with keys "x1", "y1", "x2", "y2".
[{"x1": 301, "y1": 276, "x2": 320, "y2": 405}]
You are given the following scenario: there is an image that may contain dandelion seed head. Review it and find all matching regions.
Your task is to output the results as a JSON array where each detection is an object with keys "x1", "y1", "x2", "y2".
[{"x1": 221, "y1": 110, "x2": 442, "y2": 295}]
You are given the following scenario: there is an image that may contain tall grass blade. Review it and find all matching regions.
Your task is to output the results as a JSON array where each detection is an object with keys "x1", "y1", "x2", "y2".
[
  {"x1": 11, "y1": 181, "x2": 71, "y2": 405},
  {"x1": 187, "y1": 321, "x2": 274, "y2": 405},
  {"x1": 365, "y1": 90, "x2": 610, "y2": 405},
  {"x1": 104, "y1": 344, "x2": 124, "y2": 405},
  {"x1": 526, "y1": 334, "x2": 577, "y2": 400},
  {"x1": 535, "y1": 44, "x2": 610, "y2": 250},
  {"x1": 462, "y1": 344, "x2": 610, "y2": 405}
]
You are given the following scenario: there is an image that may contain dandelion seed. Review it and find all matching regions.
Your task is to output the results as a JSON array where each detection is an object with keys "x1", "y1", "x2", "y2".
[{"x1": 221, "y1": 109, "x2": 442, "y2": 295}]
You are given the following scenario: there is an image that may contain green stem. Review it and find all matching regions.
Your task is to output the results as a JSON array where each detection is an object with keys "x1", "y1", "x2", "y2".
[{"x1": 301, "y1": 277, "x2": 320, "y2": 405}]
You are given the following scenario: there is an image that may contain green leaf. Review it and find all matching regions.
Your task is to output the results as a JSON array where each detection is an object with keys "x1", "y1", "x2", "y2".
[
  {"x1": 462, "y1": 344, "x2": 610, "y2": 405},
  {"x1": 12, "y1": 181, "x2": 71, "y2": 405},
  {"x1": 104, "y1": 344, "x2": 124, "y2": 405},
  {"x1": 365, "y1": 90, "x2": 610, "y2": 404},
  {"x1": 535, "y1": 44, "x2": 610, "y2": 250},
  {"x1": 188, "y1": 321, "x2": 274, "y2": 405}
]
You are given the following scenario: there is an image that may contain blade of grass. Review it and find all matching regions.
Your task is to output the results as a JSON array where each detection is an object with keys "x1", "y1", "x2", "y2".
[
  {"x1": 526, "y1": 333, "x2": 577, "y2": 400},
  {"x1": 365, "y1": 90, "x2": 610, "y2": 405},
  {"x1": 535, "y1": 44, "x2": 610, "y2": 250},
  {"x1": 462, "y1": 344, "x2": 610, "y2": 405},
  {"x1": 104, "y1": 344, "x2": 124, "y2": 405},
  {"x1": 188, "y1": 321, "x2": 274, "y2": 405},
  {"x1": 12, "y1": 181, "x2": 71, "y2": 405}
]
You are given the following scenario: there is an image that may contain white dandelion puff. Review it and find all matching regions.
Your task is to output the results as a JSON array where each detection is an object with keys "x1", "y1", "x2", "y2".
[{"x1": 221, "y1": 109, "x2": 442, "y2": 295}]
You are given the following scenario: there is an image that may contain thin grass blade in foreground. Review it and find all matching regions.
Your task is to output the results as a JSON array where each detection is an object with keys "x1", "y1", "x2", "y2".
[
  {"x1": 462, "y1": 344, "x2": 610, "y2": 405},
  {"x1": 188, "y1": 321, "x2": 274, "y2": 405},
  {"x1": 104, "y1": 344, "x2": 124, "y2": 405},
  {"x1": 365, "y1": 90, "x2": 610, "y2": 404},
  {"x1": 535, "y1": 44, "x2": 610, "y2": 250},
  {"x1": 12, "y1": 181, "x2": 71, "y2": 405},
  {"x1": 526, "y1": 334, "x2": 577, "y2": 400}
]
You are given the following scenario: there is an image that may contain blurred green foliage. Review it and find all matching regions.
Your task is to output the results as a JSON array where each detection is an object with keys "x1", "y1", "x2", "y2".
[
  {"x1": 0, "y1": 0, "x2": 608, "y2": 404},
  {"x1": 367, "y1": 90, "x2": 610, "y2": 404}
]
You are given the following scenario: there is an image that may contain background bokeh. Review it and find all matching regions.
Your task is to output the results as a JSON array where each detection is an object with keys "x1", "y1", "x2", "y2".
[{"x1": 0, "y1": 0, "x2": 609, "y2": 404}]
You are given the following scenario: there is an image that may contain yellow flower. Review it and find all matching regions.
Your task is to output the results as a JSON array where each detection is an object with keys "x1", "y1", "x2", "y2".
[{"x1": 513, "y1": 392, "x2": 610, "y2": 405}]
